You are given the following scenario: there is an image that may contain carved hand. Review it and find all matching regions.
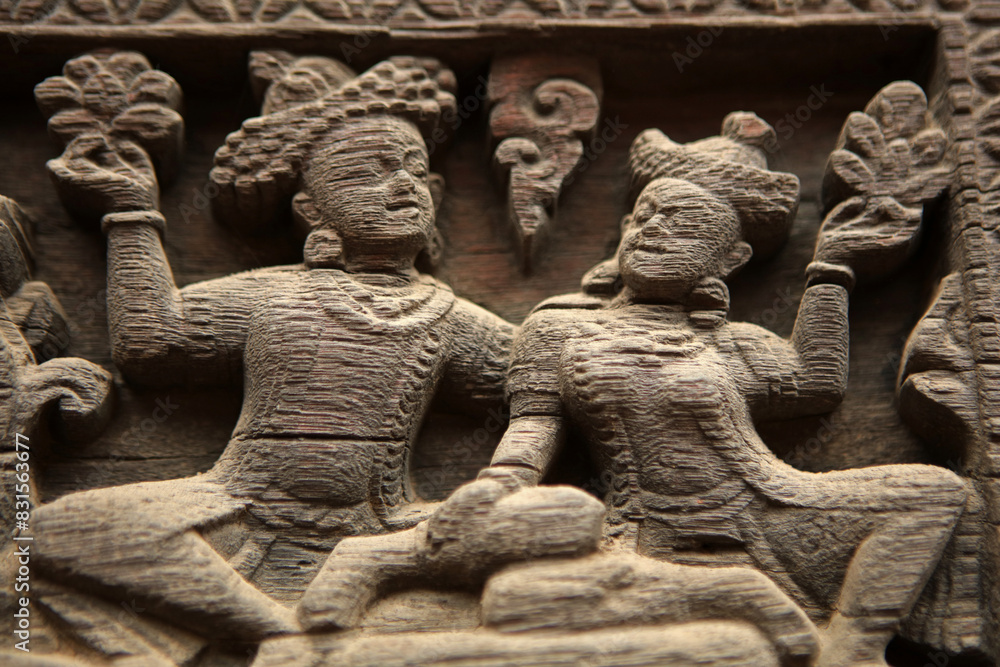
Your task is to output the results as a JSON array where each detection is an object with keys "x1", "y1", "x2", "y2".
[
  {"x1": 47, "y1": 134, "x2": 159, "y2": 216},
  {"x1": 807, "y1": 195, "x2": 922, "y2": 291}
]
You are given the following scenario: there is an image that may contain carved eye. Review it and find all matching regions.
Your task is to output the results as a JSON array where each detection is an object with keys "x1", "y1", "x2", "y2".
[
  {"x1": 633, "y1": 203, "x2": 654, "y2": 225},
  {"x1": 404, "y1": 152, "x2": 428, "y2": 179}
]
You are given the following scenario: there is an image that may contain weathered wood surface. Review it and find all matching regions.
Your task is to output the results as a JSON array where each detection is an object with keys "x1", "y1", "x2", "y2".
[{"x1": 0, "y1": 7, "x2": 996, "y2": 665}]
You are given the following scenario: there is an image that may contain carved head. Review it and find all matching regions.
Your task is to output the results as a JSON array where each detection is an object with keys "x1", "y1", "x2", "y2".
[
  {"x1": 211, "y1": 54, "x2": 457, "y2": 272},
  {"x1": 616, "y1": 112, "x2": 800, "y2": 303},
  {"x1": 618, "y1": 178, "x2": 749, "y2": 303},
  {"x1": 294, "y1": 116, "x2": 441, "y2": 271}
]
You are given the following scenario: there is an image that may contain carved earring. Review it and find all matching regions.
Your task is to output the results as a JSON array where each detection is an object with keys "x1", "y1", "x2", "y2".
[
  {"x1": 687, "y1": 277, "x2": 730, "y2": 329},
  {"x1": 414, "y1": 173, "x2": 445, "y2": 273},
  {"x1": 417, "y1": 228, "x2": 444, "y2": 272},
  {"x1": 294, "y1": 191, "x2": 345, "y2": 269}
]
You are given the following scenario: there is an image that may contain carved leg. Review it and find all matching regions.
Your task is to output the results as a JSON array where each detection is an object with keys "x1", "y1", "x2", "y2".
[
  {"x1": 483, "y1": 553, "x2": 819, "y2": 667},
  {"x1": 751, "y1": 467, "x2": 967, "y2": 667},
  {"x1": 816, "y1": 487, "x2": 965, "y2": 667},
  {"x1": 298, "y1": 527, "x2": 422, "y2": 632},
  {"x1": 299, "y1": 481, "x2": 605, "y2": 631},
  {"x1": 34, "y1": 479, "x2": 298, "y2": 642}
]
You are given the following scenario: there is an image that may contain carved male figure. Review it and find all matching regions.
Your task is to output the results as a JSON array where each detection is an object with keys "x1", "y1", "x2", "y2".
[
  {"x1": 31, "y1": 56, "x2": 515, "y2": 650},
  {"x1": 474, "y1": 105, "x2": 967, "y2": 667}
]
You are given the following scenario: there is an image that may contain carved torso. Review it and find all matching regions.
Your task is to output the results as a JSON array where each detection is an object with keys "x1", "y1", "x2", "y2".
[{"x1": 235, "y1": 268, "x2": 455, "y2": 442}]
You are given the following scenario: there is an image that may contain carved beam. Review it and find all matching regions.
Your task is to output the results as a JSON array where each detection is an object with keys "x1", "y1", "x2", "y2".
[{"x1": 488, "y1": 53, "x2": 601, "y2": 272}]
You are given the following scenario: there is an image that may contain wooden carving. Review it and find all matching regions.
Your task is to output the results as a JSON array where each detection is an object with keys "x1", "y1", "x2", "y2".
[
  {"x1": 488, "y1": 53, "x2": 602, "y2": 270},
  {"x1": 2, "y1": 3, "x2": 1000, "y2": 666}
]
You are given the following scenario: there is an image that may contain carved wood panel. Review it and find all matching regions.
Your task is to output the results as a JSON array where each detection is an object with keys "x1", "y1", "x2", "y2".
[{"x1": 0, "y1": 3, "x2": 998, "y2": 667}]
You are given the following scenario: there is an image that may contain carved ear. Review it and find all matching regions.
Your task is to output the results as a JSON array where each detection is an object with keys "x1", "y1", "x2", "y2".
[
  {"x1": 292, "y1": 190, "x2": 324, "y2": 238},
  {"x1": 417, "y1": 228, "x2": 444, "y2": 273},
  {"x1": 429, "y1": 173, "x2": 446, "y2": 213},
  {"x1": 721, "y1": 241, "x2": 753, "y2": 279}
]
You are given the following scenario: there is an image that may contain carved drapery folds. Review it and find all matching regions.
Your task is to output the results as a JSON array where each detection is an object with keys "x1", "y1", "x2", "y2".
[{"x1": 488, "y1": 54, "x2": 601, "y2": 271}]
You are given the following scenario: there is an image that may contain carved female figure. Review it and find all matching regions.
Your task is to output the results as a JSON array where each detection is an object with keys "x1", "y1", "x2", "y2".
[
  {"x1": 31, "y1": 56, "x2": 515, "y2": 650},
  {"x1": 478, "y1": 108, "x2": 967, "y2": 667}
]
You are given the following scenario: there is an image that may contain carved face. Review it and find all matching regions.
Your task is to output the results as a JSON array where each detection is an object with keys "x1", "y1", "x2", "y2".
[
  {"x1": 304, "y1": 116, "x2": 435, "y2": 264},
  {"x1": 618, "y1": 178, "x2": 743, "y2": 302}
]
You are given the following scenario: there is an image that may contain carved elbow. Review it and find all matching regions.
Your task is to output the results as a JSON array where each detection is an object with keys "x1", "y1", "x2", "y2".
[{"x1": 110, "y1": 337, "x2": 173, "y2": 386}]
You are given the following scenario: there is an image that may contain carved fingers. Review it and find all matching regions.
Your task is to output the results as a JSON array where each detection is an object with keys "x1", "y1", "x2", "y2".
[{"x1": 47, "y1": 134, "x2": 159, "y2": 216}]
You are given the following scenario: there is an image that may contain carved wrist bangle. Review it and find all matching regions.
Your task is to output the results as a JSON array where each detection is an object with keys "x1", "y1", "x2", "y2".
[
  {"x1": 101, "y1": 210, "x2": 166, "y2": 236},
  {"x1": 805, "y1": 261, "x2": 855, "y2": 293}
]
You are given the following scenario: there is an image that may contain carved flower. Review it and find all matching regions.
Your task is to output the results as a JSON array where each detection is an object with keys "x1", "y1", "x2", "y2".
[
  {"x1": 816, "y1": 81, "x2": 950, "y2": 285},
  {"x1": 35, "y1": 50, "x2": 183, "y2": 169}
]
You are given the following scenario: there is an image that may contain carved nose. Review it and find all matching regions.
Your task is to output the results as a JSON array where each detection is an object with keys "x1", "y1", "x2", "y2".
[
  {"x1": 390, "y1": 170, "x2": 418, "y2": 193},
  {"x1": 642, "y1": 214, "x2": 671, "y2": 238}
]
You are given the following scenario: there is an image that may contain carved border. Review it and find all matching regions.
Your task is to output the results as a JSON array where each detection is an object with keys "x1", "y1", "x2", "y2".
[{"x1": 0, "y1": 0, "x2": 972, "y2": 27}]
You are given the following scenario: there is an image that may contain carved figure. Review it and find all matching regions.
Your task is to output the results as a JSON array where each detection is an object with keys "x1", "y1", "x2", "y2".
[
  {"x1": 29, "y1": 52, "x2": 516, "y2": 658},
  {"x1": 472, "y1": 90, "x2": 967, "y2": 667},
  {"x1": 0, "y1": 195, "x2": 113, "y2": 539}
]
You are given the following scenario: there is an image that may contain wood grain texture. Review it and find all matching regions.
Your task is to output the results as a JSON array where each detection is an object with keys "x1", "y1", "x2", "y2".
[{"x1": 0, "y1": 13, "x2": 996, "y2": 666}]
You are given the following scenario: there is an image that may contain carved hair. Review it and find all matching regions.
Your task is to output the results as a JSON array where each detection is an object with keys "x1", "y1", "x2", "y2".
[
  {"x1": 628, "y1": 112, "x2": 800, "y2": 259},
  {"x1": 210, "y1": 54, "x2": 457, "y2": 233}
]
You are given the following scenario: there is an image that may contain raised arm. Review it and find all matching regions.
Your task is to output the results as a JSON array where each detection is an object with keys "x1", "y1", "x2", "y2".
[
  {"x1": 51, "y1": 135, "x2": 260, "y2": 387},
  {"x1": 105, "y1": 213, "x2": 266, "y2": 386},
  {"x1": 732, "y1": 281, "x2": 849, "y2": 421}
]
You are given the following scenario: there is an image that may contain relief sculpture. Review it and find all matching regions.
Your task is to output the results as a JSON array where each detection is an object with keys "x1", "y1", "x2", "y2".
[{"x1": 0, "y1": 6, "x2": 999, "y2": 665}]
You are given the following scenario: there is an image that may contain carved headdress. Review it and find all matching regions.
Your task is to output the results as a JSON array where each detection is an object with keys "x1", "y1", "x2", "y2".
[
  {"x1": 628, "y1": 112, "x2": 800, "y2": 259},
  {"x1": 210, "y1": 53, "x2": 457, "y2": 232}
]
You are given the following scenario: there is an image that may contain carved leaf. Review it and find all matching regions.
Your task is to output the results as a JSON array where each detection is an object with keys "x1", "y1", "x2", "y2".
[
  {"x1": 128, "y1": 70, "x2": 183, "y2": 107},
  {"x1": 111, "y1": 104, "x2": 183, "y2": 146},
  {"x1": 304, "y1": 0, "x2": 351, "y2": 19},
  {"x1": 47, "y1": 108, "x2": 103, "y2": 144},
  {"x1": 255, "y1": 0, "x2": 297, "y2": 20},
  {"x1": 416, "y1": 0, "x2": 462, "y2": 17},
  {"x1": 8, "y1": 0, "x2": 61, "y2": 22},
  {"x1": 34, "y1": 76, "x2": 84, "y2": 116},
  {"x1": 824, "y1": 149, "x2": 876, "y2": 201},
  {"x1": 187, "y1": 0, "x2": 238, "y2": 20},
  {"x1": 67, "y1": 0, "x2": 139, "y2": 22},
  {"x1": 134, "y1": 0, "x2": 179, "y2": 20},
  {"x1": 838, "y1": 112, "x2": 885, "y2": 167},
  {"x1": 863, "y1": 81, "x2": 927, "y2": 142}
]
